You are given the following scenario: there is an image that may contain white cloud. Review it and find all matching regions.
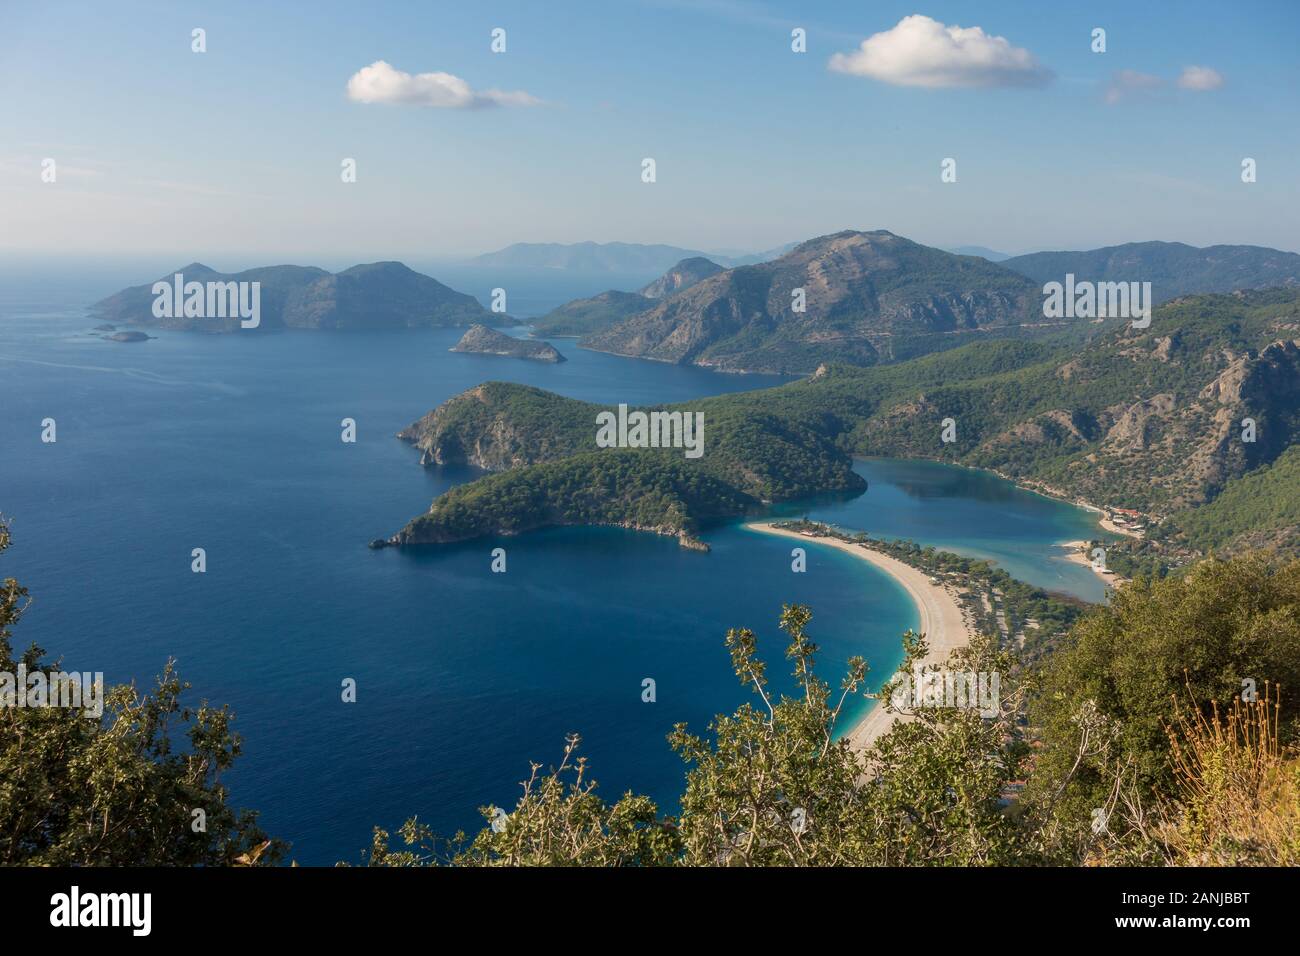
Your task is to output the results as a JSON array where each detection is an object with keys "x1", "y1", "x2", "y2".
[
  {"x1": 345, "y1": 60, "x2": 540, "y2": 109},
  {"x1": 1105, "y1": 69, "x2": 1163, "y2": 104},
  {"x1": 1177, "y1": 65, "x2": 1224, "y2": 91},
  {"x1": 828, "y1": 14, "x2": 1052, "y2": 88}
]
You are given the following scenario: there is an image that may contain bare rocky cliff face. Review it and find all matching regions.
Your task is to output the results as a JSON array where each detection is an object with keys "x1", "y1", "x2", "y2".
[
  {"x1": 843, "y1": 282, "x2": 1300, "y2": 521},
  {"x1": 583, "y1": 230, "x2": 1044, "y2": 373},
  {"x1": 638, "y1": 256, "x2": 724, "y2": 299},
  {"x1": 971, "y1": 337, "x2": 1300, "y2": 512}
]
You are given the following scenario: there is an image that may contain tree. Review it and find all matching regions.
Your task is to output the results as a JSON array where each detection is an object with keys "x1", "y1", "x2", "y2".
[
  {"x1": 1024, "y1": 555, "x2": 1300, "y2": 863},
  {"x1": 368, "y1": 733, "x2": 679, "y2": 867},
  {"x1": 0, "y1": 521, "x2": 282, "y2": 866},
  {"x1": 668, "y1": 604, "x2": 873, "y2": 865},
  {"x1": 369, "y1": 604, "x2": 1026, "y2": 866}
]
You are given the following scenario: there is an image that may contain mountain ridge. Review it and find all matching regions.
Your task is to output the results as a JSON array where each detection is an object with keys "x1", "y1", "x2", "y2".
[
  {"x1": 385, "y1": 288, "x2": 1300, "y2": 558},
  {"x1": 92, "y1": 261, "x2": 502, "y2": 331},
  {"x1": 638, "y1": 257, "x2": 724, "y2": 299},
  {"x1": 1002, "y1": 241, "x2": 1300, "y2": 303},
  {"x1": 469, "y1": 241, "x2": 791, "y2": 272},
  {"x1": 528, "y1": 256, "x2": 724, "y2": 338},
  {"x1": 581, "y1": 230, "x2": 1048, "y2": 374}
]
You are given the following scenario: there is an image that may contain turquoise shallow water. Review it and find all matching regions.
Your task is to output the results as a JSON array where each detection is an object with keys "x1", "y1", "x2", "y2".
[
  {"x1": 796, "y1": 457, "x2": 1112, "y2": 603},
  {"x1": 0, "y1": 286, "x2": 1101, "y2": 863}
]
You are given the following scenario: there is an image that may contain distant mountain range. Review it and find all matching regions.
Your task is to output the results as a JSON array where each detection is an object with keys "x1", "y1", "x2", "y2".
[
  {"x1": 518, "y1": 232, "x2": 1300, "y2": 375},
  {"x1": 530, "y1": 257, "x2": 725, "y2": 337},
  {"x1": 581, "y1": 231, "x2": 1048, "y2": 374},
  {"x1": 93, "y1": 237, "x2": 1300, "y2": 357},
  {"x1": 1001, "y1": 241, "x2": 1300, "y2": 303},
  {"x1": 468, "y1": 241, "x2": 794, "y2": 272},
  {"x1": 92, "y1": 261, "x2": 500, "y2": 331},
  {"x1": 946, "y1": 246, "x2": 1012, "y2": 261}
]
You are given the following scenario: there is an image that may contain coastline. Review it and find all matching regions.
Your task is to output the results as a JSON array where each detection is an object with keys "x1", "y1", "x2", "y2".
[
  {"x1": 960, "y1": 460, "x2": 1143, "y2": 586},
  {"x1": 745, "y1": 521, "x2": 974, "y2": 753},
  {"x1": 1096, "y1": 514, "x2": 1143, "y2": 539},
  {"x1": 1059, "y1": 539, "x2": 1125, "y2": 587},
  {"x1": 979, "y1": 464, "x2": 1145, "y2": 540}
]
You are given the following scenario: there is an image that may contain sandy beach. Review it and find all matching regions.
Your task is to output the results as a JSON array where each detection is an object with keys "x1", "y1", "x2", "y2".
[
  {"x1": 746, "y1": 522, "x2": 974, "y2": 752},
  {"x1": 1097, "y1": 515, "x2": 1143, "y2": 539},
  {"x1": 1059, "y1": 539, "x2": 1123, "y2": 586}
]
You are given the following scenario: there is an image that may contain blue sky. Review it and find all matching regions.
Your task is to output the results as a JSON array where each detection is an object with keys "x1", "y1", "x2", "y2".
[{"x1": 3, "y1": 0, "x2": 1298, "y2": 262}]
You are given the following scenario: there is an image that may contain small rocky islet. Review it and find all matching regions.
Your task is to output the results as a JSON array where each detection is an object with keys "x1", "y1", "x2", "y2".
[
  {"x1": 450, "y1": 324, "x2": 565, "y2": 363},
  {"x1": 105, "y1": 330, "x2": 153, "y2": 343}
]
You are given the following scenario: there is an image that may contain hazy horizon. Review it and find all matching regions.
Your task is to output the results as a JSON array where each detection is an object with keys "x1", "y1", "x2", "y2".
[
  {"x1": 5, "y1": 230, "x2": 1300, "y2": 283},
  {"x1": 4, "y1": 0, "x2": 1297, "y2": 261}
]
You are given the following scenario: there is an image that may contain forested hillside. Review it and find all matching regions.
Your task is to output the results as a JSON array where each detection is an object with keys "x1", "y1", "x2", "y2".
[{"x1": 388, "y1": 289, "x2": 1300, "y2": 558}]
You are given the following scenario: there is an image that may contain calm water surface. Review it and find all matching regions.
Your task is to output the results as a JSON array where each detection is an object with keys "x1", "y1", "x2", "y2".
[{"x1": 0, "y1": 281, "x2": 1102, "y2": 863}]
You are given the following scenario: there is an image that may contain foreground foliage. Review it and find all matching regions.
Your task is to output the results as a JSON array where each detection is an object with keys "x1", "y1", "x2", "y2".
[
  {"x1": 369, "y1": 606, "x2": 1022, "y2": 866},
  {"x1": 368, "y1": 555, "x2": 1300, "y2": 867},
  {"x1": 5, "y1": 516, "x2": 1296, "y2": 867},
  {"x1": 0, "y1": 523, "x2": 281, "y2": 866}
]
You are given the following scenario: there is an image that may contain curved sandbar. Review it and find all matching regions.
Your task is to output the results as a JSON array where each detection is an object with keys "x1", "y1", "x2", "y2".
[
  {"x1": 746, "y1": 521, "x2": 974, "y2": 752},
  {"x1": 1058, "y1": 539, "x2": 1124, "y2": 587}
]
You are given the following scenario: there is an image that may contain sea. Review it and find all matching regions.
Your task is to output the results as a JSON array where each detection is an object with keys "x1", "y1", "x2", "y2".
[{"x1": 0, "y1": 265, "x2": 1105, "y2": 863}]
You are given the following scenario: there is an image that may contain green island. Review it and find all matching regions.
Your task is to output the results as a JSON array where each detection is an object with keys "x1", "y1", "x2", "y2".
[{"x1": 387, "y1": 288, "x2": 1300, "y2": 565}]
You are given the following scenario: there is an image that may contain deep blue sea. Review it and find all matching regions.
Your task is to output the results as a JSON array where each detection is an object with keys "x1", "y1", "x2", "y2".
[{"x1": 0, "y1": 271, "x2": 1105, "y2": 864}]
